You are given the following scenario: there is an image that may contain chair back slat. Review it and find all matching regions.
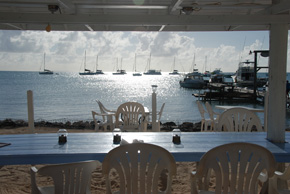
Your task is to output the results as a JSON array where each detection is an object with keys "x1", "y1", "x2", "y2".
[
  {"x1": 193, "y1": 142, "x2": 276, "y2": 194},
  {"x1": 217, "y1": 108, "x2": 263, "y2": 132},
  {"x1": 115, "y1": 102, "x2": 147, "y2": 131},
  {"x1": 32, "y1": 160, "x2": 98, "y2": 194},
  {"x1": 103, "y1": 143, "x2": 176, "y2": 194}
]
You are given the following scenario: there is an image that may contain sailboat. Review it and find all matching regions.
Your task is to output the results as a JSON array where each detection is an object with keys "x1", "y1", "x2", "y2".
[
  {"x1": 39, "y1": 53, "x2": 53, "y2": 75},
  {"x1": 79, "y1": 51, "x2": 97, "y2": 75},
  {"x1": 169, "y1": 57, "x2": 180, "y2": 75},
  {"x1": 143, "y1": 53, "x2": 161, "y2": 75},
  {"x1": 95, "y1": 56, "x2": 104, "y2": 74},
  {"x1": 133, "y1": 54, "x2": 142, "y2": 76},
  {"x1": 113, "y1": 58, "x2": 126, "y2": 75}
]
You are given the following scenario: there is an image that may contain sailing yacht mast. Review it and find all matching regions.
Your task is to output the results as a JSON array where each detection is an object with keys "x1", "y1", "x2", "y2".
[
  {"x1": 84, "y1": 50, "x2": 86, "y2": 70},
  {"x1": 43, "y1": 53, "x2": 46, "y2": 70},
  {"x1": 149, "y1": 53, "x2": 151, "y2": 70},
  {"x1": 95, "y1": 55, "x2": 98, "y2": 72}
]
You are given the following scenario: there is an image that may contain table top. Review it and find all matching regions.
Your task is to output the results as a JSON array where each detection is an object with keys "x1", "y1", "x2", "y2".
[
  {"x1": 0, "y1": 132, "x2": 289, "y2": 165},
  {"x1": 215, "y1": 105, "x2": 264, "y2": 112}
]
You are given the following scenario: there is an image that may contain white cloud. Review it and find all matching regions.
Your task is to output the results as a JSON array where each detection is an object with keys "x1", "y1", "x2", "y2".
[{"x1": 0, "y1": 30, "x2": 288, "y2": 73}]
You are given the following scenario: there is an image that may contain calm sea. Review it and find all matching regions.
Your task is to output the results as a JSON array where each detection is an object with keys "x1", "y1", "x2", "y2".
[{"x1": 1, "y1": 71, "x2": 290, "y2": 127}]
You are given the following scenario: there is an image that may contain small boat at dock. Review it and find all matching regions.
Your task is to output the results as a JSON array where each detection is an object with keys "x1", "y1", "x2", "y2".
[
  {"x1": 234, "y1": 60, "x2": 267, "y2": 87},
  {"x1": 179, "y1": 69, "x2": 206, "y2": 89}
]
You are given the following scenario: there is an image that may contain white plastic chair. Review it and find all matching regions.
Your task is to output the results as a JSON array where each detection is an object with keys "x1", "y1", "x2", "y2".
[
  {"x1": 115, "y1": 102, "x2": 147, "y2": 132},
  {"x1": 156, "y1": 103, "x2": 165, "y2": 130},
  {"x1": 191, "y1": 142, "x2": 276, "y2": 194},
  {"x1": 31, "y1": 160, "x2": 99, "y2": 194},
  {"x1": 96, "y1": 100, "x2": 116, "y2": 121},
  {"x1": 205, "y1": 102, "x2": 220, "y2": 131},
  {"x1": 269, "y1": 165, "x2": 290, "y2": 194},
  {"x1": 92, "y1": 111, "x2": 115, "y2": 131},
  {"x1": 196, "y1": 101, "x2": 212, "y2": 131},
  {"x1": 102, "y1": 142, "x2": 177, "y2": 194},
  {"x1": 216, "y1": 107, "x2": 263, "y2": 132},
  {"x1": 149, "y1": 103, "x2": 165, "y2": 131}
]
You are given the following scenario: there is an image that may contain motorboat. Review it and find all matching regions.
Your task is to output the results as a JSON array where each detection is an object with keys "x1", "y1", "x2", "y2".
[
  {"x1": 39, "y1": 53, "x2": 53, "y2": 75},
  {"x1": 209, "y1": 69, "x2": 234, "y2": 86},
  {"x1": 235, "y1": 60, "x2": 267, "y2": 87},
  {"x1": 179, "y1": 69, "x2": 206, "y2": 89},
  {"x1": 202, "y1": 71, "x2": 211, "y2": 83}
]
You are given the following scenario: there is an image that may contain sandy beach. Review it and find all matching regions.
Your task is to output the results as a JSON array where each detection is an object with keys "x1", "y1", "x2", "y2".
[{"x1": 0, "y1": 127, "x2": 198, "y2": 194}]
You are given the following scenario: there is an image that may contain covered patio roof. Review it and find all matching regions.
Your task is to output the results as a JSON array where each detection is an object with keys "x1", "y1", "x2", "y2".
[
  {"x1": 0, "y1": 0, "x2": 290, "y2": 143},
  {"x1": 0, "y1": 0, "x2": 289, "y2": 32}
]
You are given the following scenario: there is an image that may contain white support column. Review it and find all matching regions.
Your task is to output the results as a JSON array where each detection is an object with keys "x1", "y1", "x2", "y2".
[
  {"x1": 152, "y1": 92, "x2": 157, "y2": 131},
  {"x1": 267, "y1": 24, "x2": 288, "y2": 143},
  {"x1": 27, "y1": 90, "x2": 35, "y2": 132},
  {"x1": 151, "y1": 85, "x2": 159, "y2": 132}
]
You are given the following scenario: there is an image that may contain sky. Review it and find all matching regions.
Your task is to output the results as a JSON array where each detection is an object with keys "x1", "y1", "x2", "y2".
[{"x1": 0, "y1": 30, "x2": 288, "y2": 73}]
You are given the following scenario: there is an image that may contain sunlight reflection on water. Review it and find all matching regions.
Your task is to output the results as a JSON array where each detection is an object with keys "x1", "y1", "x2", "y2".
[{"x1": 1, "y1": 71, "x2": 284, "y2": 127}]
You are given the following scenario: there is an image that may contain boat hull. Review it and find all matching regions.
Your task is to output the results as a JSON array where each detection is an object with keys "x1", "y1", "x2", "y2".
[
  {"x1": 133, "y1": 73, "x2": 142, "y2": 76},
  {"x1": 79, "y1": 72, "x2": 97, "y2": 75},
  {"x1": 179, "y1": 79, "x2": 206, "y2": 89},
  {"x1": 143, "y1": 69, "x2": 161, "y2": 75},
  {"x1": 39, "y1": 71, "x2": 53, "y2": 75}
]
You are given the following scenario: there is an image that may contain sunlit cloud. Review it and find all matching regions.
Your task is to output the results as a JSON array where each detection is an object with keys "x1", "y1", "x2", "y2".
[{"x1": 0, "y1": 30, "x2": 288, "y2": 72}]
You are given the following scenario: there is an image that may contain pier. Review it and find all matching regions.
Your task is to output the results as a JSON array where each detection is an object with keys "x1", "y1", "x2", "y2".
[{"x1": 193, "y1": 83, "x2": 266, "y2": 102}]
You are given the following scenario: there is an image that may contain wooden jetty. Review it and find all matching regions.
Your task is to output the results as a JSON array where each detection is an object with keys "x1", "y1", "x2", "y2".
[{"x1": 193, "y1": 83, "x2": 265, "y2": 102}]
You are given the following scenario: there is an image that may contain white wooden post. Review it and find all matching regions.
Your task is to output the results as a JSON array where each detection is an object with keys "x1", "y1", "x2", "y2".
[
  {"x1": 264, "y1": 91, "x2": 269, "y2": 132},
  {"x1": 151, "y1": 85, "x2": 159, "y2": 132},
  {"x1": 267, "y1": 24, "x2": 288, "y2": 143},
  {"x1": 27, "y1": 90, "x2": 35, "y2": 132}
]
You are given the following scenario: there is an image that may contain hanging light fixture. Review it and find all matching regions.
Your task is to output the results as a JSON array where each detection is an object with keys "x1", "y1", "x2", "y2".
[
  {"x1": 180, "y1": 7, "x2": 194, "y2": 15},
  {"x1": 45, "y1": 24, "x2": 51, "y2": 32},
  {"x1": 45, "y1": 5, "x2": 60, "y2": 32}
]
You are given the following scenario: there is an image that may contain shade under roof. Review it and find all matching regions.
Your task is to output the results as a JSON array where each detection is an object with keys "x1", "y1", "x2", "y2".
[{"x1": 0, "y1": 0, "x2": 289, "y2": 32}]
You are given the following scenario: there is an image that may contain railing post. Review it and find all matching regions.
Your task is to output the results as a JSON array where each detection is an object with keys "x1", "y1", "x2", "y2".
[{"x1": 27, "y1": 90, "x2": 35, "y2": 132}]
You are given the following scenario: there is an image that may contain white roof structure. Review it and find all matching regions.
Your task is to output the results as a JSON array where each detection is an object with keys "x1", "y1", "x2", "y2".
[
  {"x1": 0, "y1": 0, "x2": 290, "y2": 143},
  {"x1": 0, "y1": 0, "x2": 289, "y2": 32}
]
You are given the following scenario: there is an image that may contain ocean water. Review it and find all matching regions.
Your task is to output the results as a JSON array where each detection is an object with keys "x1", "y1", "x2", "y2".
[{"x1": 1, "y1": 71, "x2": 290, "y2": 127}]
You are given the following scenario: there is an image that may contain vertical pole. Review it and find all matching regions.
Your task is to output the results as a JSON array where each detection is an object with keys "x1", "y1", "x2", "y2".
[
  {"x1": 27, "y1": 90, "x2": 35, "y2": 132},
  {"x1": 152, "y1": 92, "x2": 157, "y2": 131},
  {"x1": 253, "y1": 52, "x2": 258, "y2": 100},
  {"x1": 267, "y1": 24, "x2": 288, "y2": 143},
  {"x1": 264, "y1": 91, "x2": 269, "y2": 132}
]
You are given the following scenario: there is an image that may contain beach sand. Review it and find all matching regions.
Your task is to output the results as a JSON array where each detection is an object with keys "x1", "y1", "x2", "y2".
[{"x1": 0, "y1": 127, "x2": 197, "y2": 194}]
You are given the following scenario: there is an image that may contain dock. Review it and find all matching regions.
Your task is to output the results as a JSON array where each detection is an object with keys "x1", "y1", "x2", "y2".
[{"x1": 193, "y1": 83, "x2": 266, "y2": 102}]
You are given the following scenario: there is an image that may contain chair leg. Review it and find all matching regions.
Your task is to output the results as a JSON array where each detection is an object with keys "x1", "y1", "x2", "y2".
[
  {"x1": 204, "y1": 122, "x2": 209, "y2": 132},
  {"x1": 201, "y1": 121, "x2": 205, "y2": 131}
]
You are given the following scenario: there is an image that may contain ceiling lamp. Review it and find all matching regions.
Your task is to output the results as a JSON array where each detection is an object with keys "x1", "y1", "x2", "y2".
[
  {"x1": 45, "y1": 24, "x2": 51, "y2": 32},
  {"x1": 48, "y1": 5, "x2": 60, "y2": 14},
  {"x1": 180, "y1": 7, "x2": 194, "y2": 15}
]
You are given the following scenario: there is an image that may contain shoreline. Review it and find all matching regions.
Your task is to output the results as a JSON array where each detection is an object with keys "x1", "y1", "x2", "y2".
[{"x1": 0, "y1": 118, "x2": 202, "y2": 132}]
